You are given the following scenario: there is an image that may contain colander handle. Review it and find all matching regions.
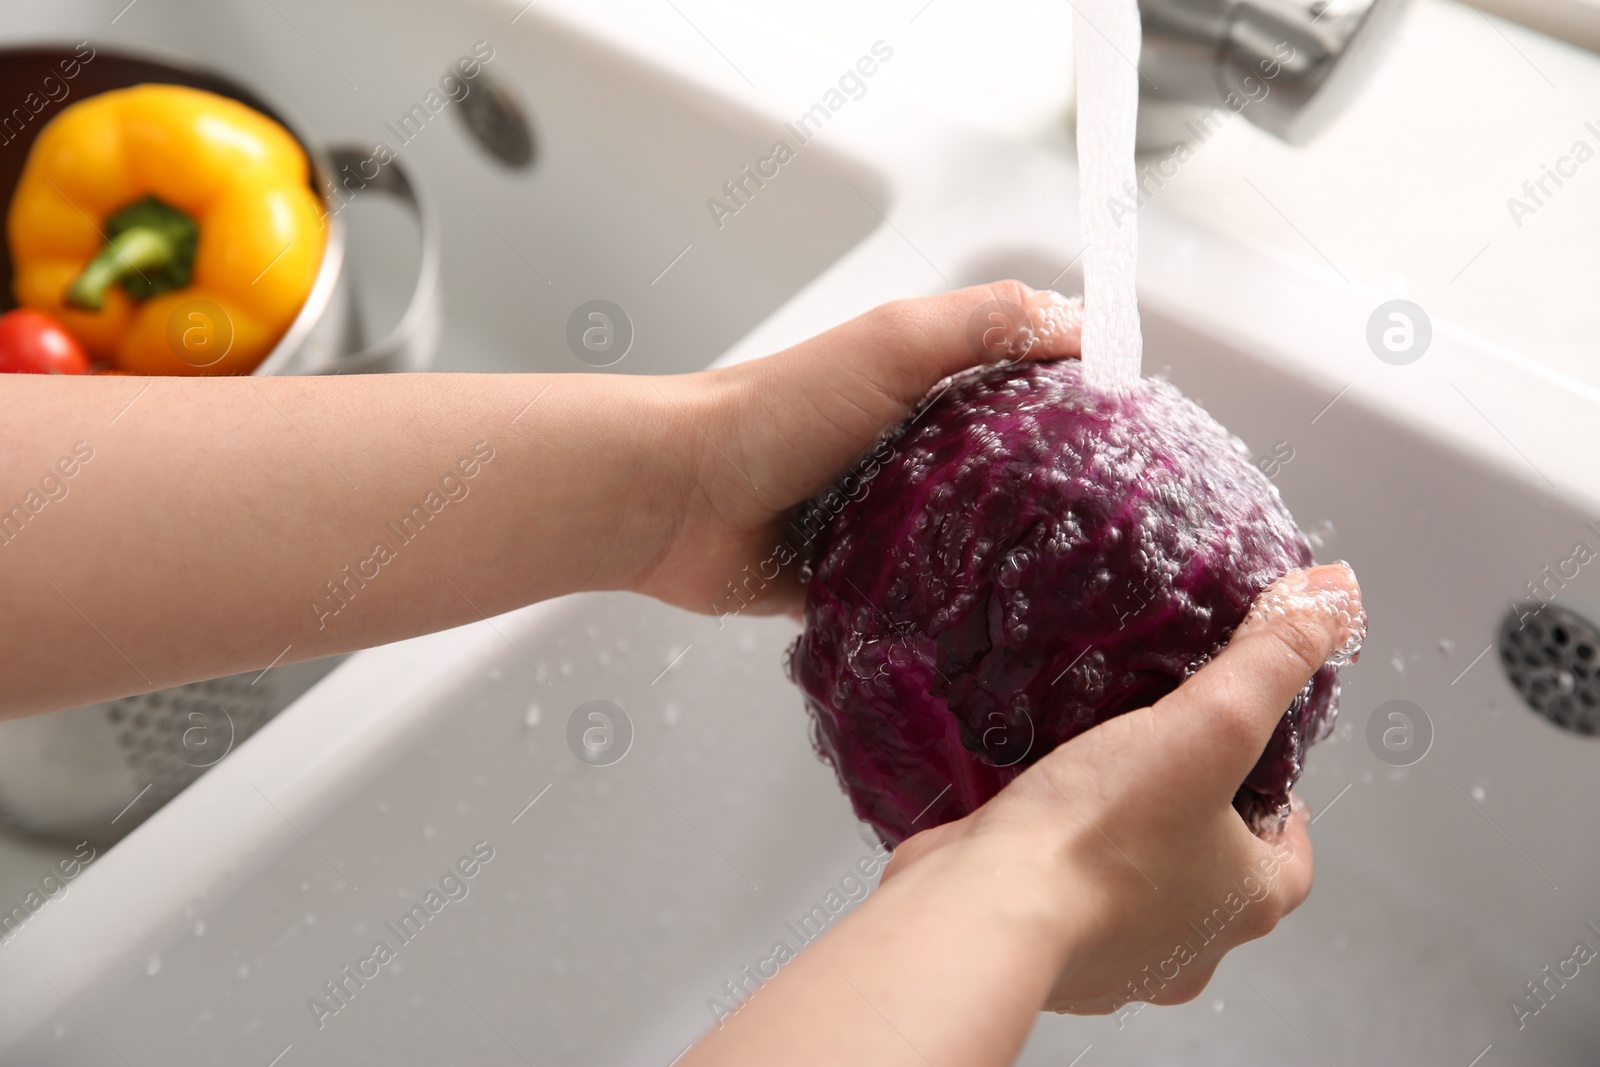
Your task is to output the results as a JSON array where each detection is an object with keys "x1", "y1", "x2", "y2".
[{"x1": 323, "y1": 145, "x2": 442, "y2": 375}]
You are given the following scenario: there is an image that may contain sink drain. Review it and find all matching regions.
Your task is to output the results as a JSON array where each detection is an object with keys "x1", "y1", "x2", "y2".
[
  {"x1": 456, "y1": 69, "x2": 535, "y2": 169},
  {"x1": 1499, "y1": 604, "x2": 1600, "y2": 736}
]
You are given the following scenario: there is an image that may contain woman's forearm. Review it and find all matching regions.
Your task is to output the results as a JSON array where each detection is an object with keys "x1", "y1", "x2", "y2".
[
  {"x1": 0, "y1": 283, "x2": 1085, "y2": 717},
  {"x1": 0, "y1": 372, "x2": 690, "y2": 716},
  {"x1": 683, "y1": 830, "x2": 1076, "y2": 1067}
]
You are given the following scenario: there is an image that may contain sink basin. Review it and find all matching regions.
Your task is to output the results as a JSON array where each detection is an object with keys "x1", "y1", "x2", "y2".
[{"x1": 3, "y1": 1, "x2": 1598, "y2": 1065}]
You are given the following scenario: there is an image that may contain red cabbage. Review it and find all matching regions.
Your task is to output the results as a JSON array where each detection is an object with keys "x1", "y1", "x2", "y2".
[{"x1": 788, "y1": 359, "x2": 1338, "y2": 845}]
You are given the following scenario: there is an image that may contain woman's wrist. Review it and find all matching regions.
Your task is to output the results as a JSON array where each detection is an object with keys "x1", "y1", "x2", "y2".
[
  {"x1": 486, "y1": 372, "x2": 699, "y2": 602},
  {"x1": 614, "y1": 367, "x2": 762, "y2": 610},
  {"x1": 891, "y1": 820, "x2": 1091, "y2": 992},
  {"x1": 593, "y1": 372, "x2": 705, "y2": 596},
  {"x1": 966, "y1": 823, "x2": 1092, "y2": 970}
]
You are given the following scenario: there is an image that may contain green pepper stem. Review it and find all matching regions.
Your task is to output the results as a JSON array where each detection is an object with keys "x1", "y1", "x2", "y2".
[
  {"x1": 66, "y1": 226, "x2": 184, "y2": 311},
  {"x1": 64, "y1": 196, "x2": 201, "y2": 310}
]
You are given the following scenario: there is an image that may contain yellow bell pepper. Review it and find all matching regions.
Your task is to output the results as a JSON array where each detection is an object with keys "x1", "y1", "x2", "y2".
[{"x1": 6, "y1": 84, "x2": 325, "y2": 375}]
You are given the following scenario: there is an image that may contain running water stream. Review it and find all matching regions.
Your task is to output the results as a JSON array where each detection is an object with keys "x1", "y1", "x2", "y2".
[{"x1": 1074, "y1": 0, "x2": 1144, "y2": 395}]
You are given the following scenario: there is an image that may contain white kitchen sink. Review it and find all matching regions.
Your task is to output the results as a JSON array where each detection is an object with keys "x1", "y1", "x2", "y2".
[{"x1": 2, "y1": 1, "x2": 1598, "y2": 1065}]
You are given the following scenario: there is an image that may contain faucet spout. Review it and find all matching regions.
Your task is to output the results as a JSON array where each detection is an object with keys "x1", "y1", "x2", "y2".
[{"x1": 1135, "y1": 0, "x2": 1412, "y2": 151}]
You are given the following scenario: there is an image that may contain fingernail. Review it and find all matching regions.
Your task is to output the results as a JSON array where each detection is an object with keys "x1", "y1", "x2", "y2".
[{"x1": 1243, "y1": 563, "x2": 1367, "y2": 668}]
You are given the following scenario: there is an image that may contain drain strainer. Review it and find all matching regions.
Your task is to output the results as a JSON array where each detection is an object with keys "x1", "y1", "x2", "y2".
[
  {"x1": 456, "y1": 69, "x2": 535, "y2": 169},
  {"x1": 1499, "y1": 603, "x2": 1600, "y2": 736}
]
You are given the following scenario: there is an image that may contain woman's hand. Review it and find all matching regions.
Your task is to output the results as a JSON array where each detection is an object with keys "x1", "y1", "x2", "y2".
[
  {"x1": 630, "y1": 281, "x2": 1083, "y2": 617},
  {"x1": 683, "y1": 564, "x2": 1364, "y2": 1067},
  {"x1": 882, "y1": 562, "x2": 1365, "y2": 1015}
]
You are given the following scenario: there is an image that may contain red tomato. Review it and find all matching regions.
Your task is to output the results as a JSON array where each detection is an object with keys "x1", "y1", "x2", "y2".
[{"x1": 0, "y1": 309, "x2": 91, "y2": 374}]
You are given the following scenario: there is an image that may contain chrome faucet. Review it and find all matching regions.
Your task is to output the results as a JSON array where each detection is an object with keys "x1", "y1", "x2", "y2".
[{"x1": 1135, "y1": 0, "x2": 1412, "y2": 151}]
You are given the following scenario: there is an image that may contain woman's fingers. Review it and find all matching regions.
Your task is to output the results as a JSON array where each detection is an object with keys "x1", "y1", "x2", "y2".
[
  {"x1": 1271, "y1": 797, "x2": 1316, "y2": 915},
  {"x1": 1151, "y1": 563, "x2": 1365, "y2": 804},
  {"x1": 720, "y1": 281, "x2": 1082, "y2": 526},
  {"x1": 843, "y1": 281, "x2": 1084, "y2": 406},
  {"x1": 761, "y1": 281, "x2": 1082, "y2": 423}
]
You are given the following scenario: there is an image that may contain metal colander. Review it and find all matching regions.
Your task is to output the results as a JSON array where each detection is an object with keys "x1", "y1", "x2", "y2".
[{"x1": 0, "y1": 658, "x2": 342, "y2": 844}]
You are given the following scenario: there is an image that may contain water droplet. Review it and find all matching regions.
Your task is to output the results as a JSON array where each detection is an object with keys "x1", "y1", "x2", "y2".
[
  {"x1": 1471, "y1": 785, "x2": 1486, "y2": 802},
  {"x1": 663, "y1": 701, "x2": 682, "y2": 727},
  {"x1": 1437, "y1": 638, "x2": 1456, "y2": 655},
  {"x1": 145, "y1": 953, "x2": 162, "y2": 977},
  {"x1": 998, "y1": 547, "x2": 1032, "y2": 589},
  {"x1": 488, "y1": 667, "x2": 504, "y2": 682},
  {"x1": 237, "y1": 964, "x2": 251, "y2": 980},
  {"x1": 524, "y1": 703, "x2": 542, "y2": 727},
  {"x1": 192, "y1": 919, "x2": 206, "y2": 937},
  {"x1": 1211, "y1": 998, "x2": 1224, "y2": 1013},
  {"x1": 423, "y1": 824, "x2": 437, "y2": 840},
  {"x1": 1390, "y1": 652, "x2": 1405, "y2": 674}
]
